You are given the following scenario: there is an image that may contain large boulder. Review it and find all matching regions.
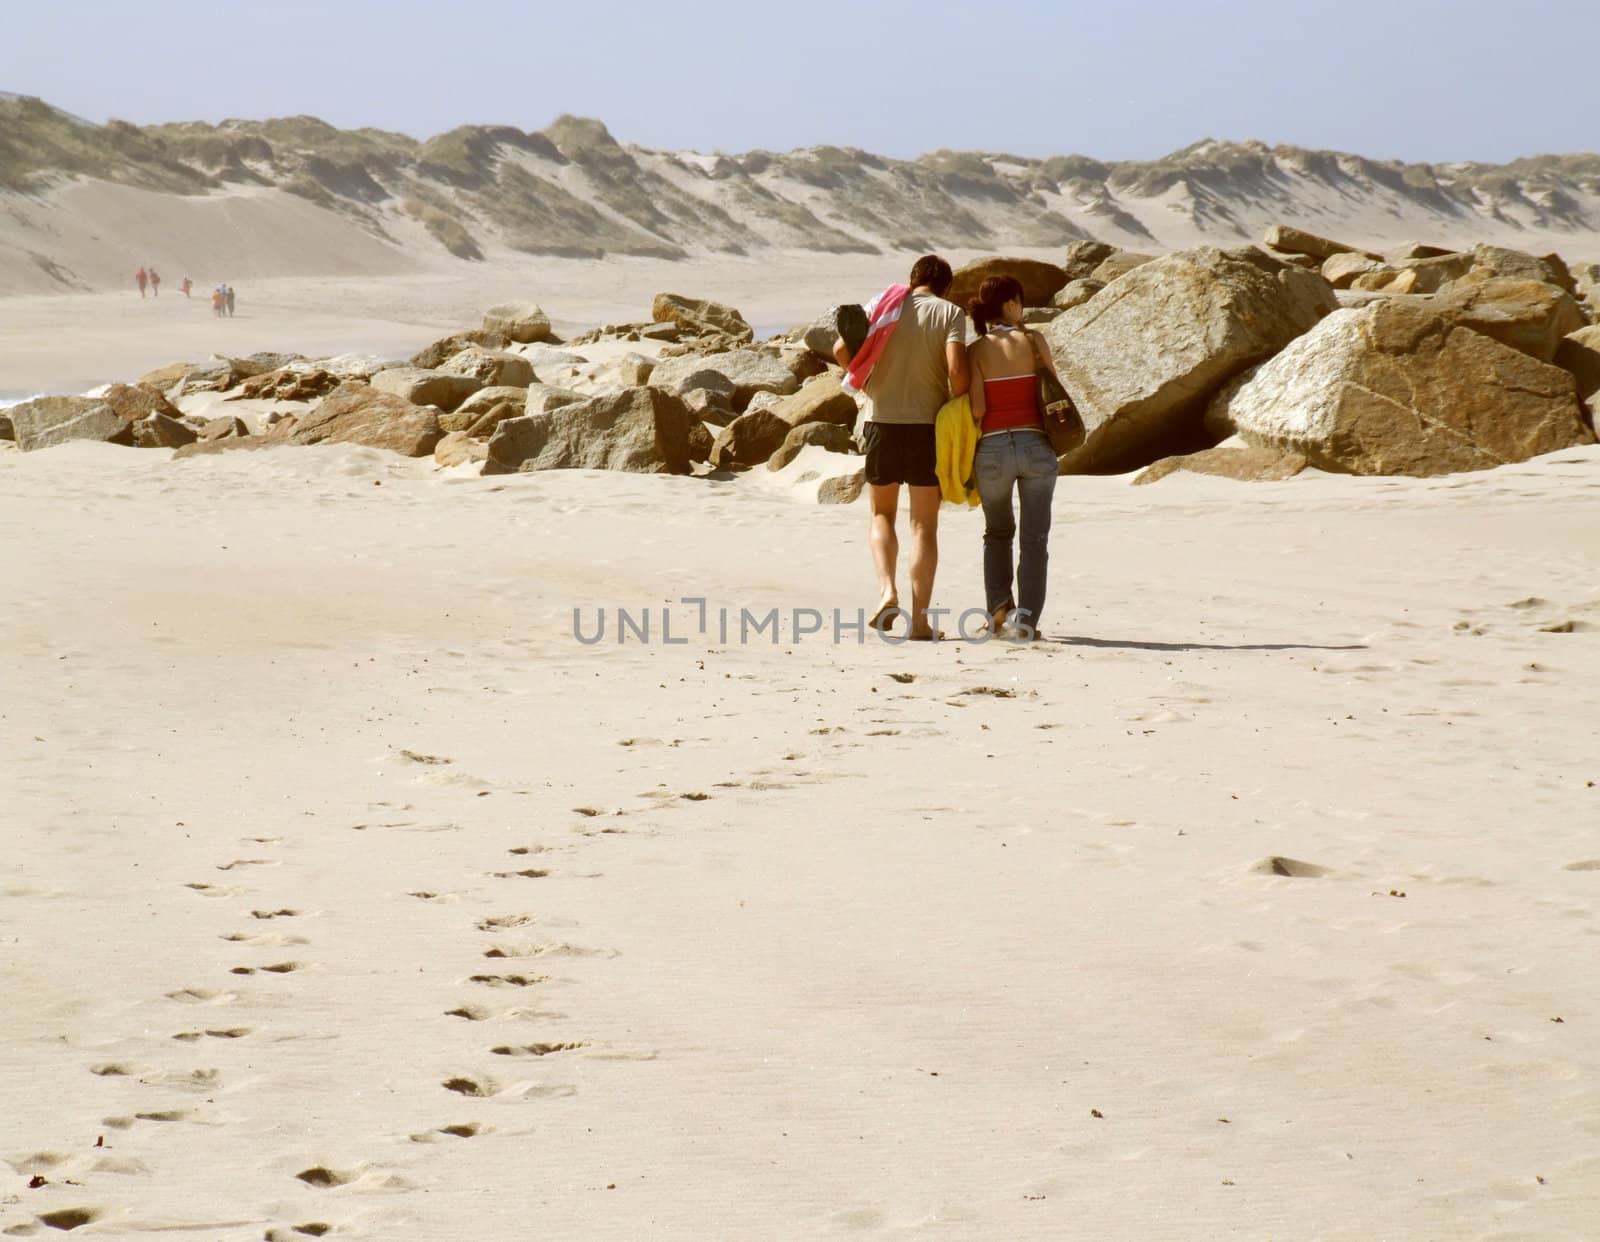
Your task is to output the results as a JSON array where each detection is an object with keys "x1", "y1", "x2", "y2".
[
  {"x1": 1379, "y1": 251, "x2": 1474, "y2": 293},
  {"x1": 100, "y1": 382, "x2": 183, "y2": 423},
  {"x1": 767, "y1": 420, "x2": 857, "y2": 471},
  {"x1": 410, "y1": 330, "x2": 509, "y2": 369},
  {"x1": 1042, "y1": 245, "x2": 1338, "y2": 472},
  {"x1": 1321, "y1": 252, "x2": 1387, "y2": 289},
  {"x1": 770, "y1": 372, "x2": 859, "y2": 430},
  {"x1": 1554, "y1": 325, "x2": 1600, "y2": 430},
  {"x1": 1429, "y1": 277, "x2": 1588, "y2": 364},
  {"x1": 482, "y1": 303, "x2": 554, "y2": 344},
  {"x1": 136, "y1": 361, "x2": 197, "y2": 394},
  {"x1": 1089, "y1": 251, "x2": 1156, "y2": 283},
  {"x1": 1052, "y1": 279, "x2": 1104, "y2": 311},
  {"x1": 1262, "y1": 225, "x2": 1377, "y2": 262},
  {"x1": 709, "y1": 409, "x2": 791, "y2": 470},
  {"x1": 438, "y1": 347, "x2": 536, "y2": 389},
  {"x1": 651, "y1": 293, "x2": 753, "y2": 343},
  {"x1": 483, "y1": 387, "x2": 694, "y2": 475},
  {"x1": 1220, "y1": 301, "x2": 1592, "y2": 476},
  {"x1": 1133, "y1": 444, "x2": 1308, "y2": 485},
  {"x1": 434, "y1": 431, "x2": 488, "y2": 468},
  {"x1": 946, "y1": 257, "x2": 1069, "y2": 310},
  {"x1": 1061, "y1": 241, "x2": 1118, "y2": 283},
  {"x1": 287, "y1": 382, "x2": 443, "y2": 456},
  {"x1": 131, "y1": 412, "x2": 199, "y2": 449},
  {"x1": 369, "y1": 366, "x2": 482, "y2": 412},
  {"x1": 233, "y1": 368, "x2": 341, "y2": 402},
  {"x1": 650, "y1": 349, "x2": 797, "y2": 410},
  {"x1": 450, "y1": 385, "x2": 529, "y2": 421},
  {"x1": 10, "y1": 396, "x2": 132, "y2": 451},
  {"x1": 1468, "y1": 245, "x2": 1578, "y2": 296}
]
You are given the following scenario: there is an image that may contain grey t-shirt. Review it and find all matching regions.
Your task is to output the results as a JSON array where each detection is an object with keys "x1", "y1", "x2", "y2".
[{"x1": 862, "y1": 292, "x2": 967, "y2": 426}]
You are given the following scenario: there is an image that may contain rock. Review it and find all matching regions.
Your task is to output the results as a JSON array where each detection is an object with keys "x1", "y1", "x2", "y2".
[
  {"x1": 767, "y1": 420, "x2": 857, "y2": 470},
  {"x1": 523, "y1": 385, "x2": 589, "y2": 417},
  {"x1": 1052, "y1": 279, "x2": 1104, "y2": 310},
  {"x1": 199, "y1": 415, "x2": 249, "y2": 441},
  {"x1": 1321, "y1": 252, "x2": 1388, "y2": 289},
  {"x1": 136, "y1": 361, "x2": 196, "y2": 394},
  {"x1": 288, "y1": 382, "x2": 444, "y2": 456},
  {"x1": 1200, "y1": 365, "x2": 1260, "y2": 441},
  {"x1": 483, "y1": 386, "x2": 694, "y2": 475},
  {"x1": 1133, "y1": 444, "x2": 1308, "y2": 485},
  {"x1": 687, "y1": 421, "x2": 714, "y2": 464},
  {"x1": 438, "y1": 347, "x2": 536, "y2": 389},
  {"x1": 369, "y1": 367, "x2": 482, "y2": 412},
  {"x1": 1468, "y1": 245, "x2": 1578, "y2": 296},
  {"x1": 1261, "y1": 245, "x2": 1324, "y2": 271},
  {"x1": 709, "y1": 409, "x2": 791, "y2": 470},
  {"x1": 233, "y1": 368, "x2": 341, "y2": 402},
  {"x1": 519, "y1": 343, "x2": 589, "y2": 371},
  {"x1": 131, "y1": 412, "x2": 199, "y2": 448},
  {"x1": 10, "y1": 396, "x2": 132, "y2": 451},
  {"x1": 802, "y1": 311, "x2": 841, "y2": 359},
  {"x1": 1023, "y1": 307, "x2": 1062, "y2": 324},
  {"x1": 817, "y1": 470, "x2": 866, "y2": 504},
  {"x1": 451, "y1": 386, "x2": 529, "y2": 421},
  {"x1": 482, "y1": 302, "x2": 554, "y2": 344},
  {"x1": 0, "y1": 411, "x2": 12, "y2": 441},
  {"x1": 770, "y1": 372, "x2": 859, "y2": 430},
  {"x1": 170, "y1": 359, "x2": 241, "y2": 396},
  {"x1": 639, "y1": 322, "x2": 681, "y2": 342},
  {"x1": 1089, "y1": 252, "x2": 1155, "y2": 283},
  {"x1": 650, "y1": 349, "x2": 797, "y2": 410},
  {"x1": 946, "y1": 257, "x2": 1070, "y2": 310},
  {"x1": 99, "y1": 382, "x2": 182, "y2": 423},
  {"x1": 745, "y1": 391, "x2": 783, "y2": 416},
  {"x1": 1041, "y1": 245, "x2": 1338, "y2": 472},
  {"x1": 683, "y1": 387, "x2": 736, "y2": 426},
  {"x1": 1222, "y1": 300, "x2": 1592, "y2": 475},
  {"x1": 231, "y1": 352, "x2": 304, "y2": 379},
  {"x1": 464, "y1": 402, "x2": 525, "y2": 438},
  {"x1": 173, "y1": 436, "x2": 283, "y2": 460},
  {"x1": 1385, "y1": 251, "x2": 1475, "y2": 293},
  {"x1": 408, "y1": 331, "x2": 508, "y2": 370},
  {"x1": 618, "y1": 353, "x2": 656, "y2": 386},
  {"x1": 1554, "y1": 325, "x2": 1600, "y2": 429},
  {"x1": 651, "y1": 293, "x2": 753, "y2": 343},
  {"x1": 1429, "y1": 277, "x2": 1588, "y2": 363},
  {"x1": 316, "y1": 354, "x2": 395, "y2": 381},
  {"x1": 777, "y1": 343, "x2": 828, "y2": 384},
  {"x1": 1262, "y1": 225, "x2": 1376, "y2": 262},
  {"x1": 434, "y1": 431, "x2": 488, "y2": 467},
  {"x1": 1385, "y1": 242, "x2": 1456, "y2": 263},
  {"x1": 1061, "y1": 241, "x2": 1118, "y2": 283},
  {"x1": 1344, "y1": 267, "x2": 1420, "y2": 294}
]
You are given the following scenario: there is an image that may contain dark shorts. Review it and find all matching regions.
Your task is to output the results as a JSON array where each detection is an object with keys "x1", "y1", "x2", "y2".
[{"x1": 861, "y1": 421, "x2": 938, "y2": 488}]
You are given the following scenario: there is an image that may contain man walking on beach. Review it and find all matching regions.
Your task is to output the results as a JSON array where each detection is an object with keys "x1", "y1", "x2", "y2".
[
  {"x1": 835, "y1": 255, "x2": 968, "y2": 641},
  {"x1": 225, "y1": 285, "x2": 236, "y2": 317},
  {"x1": 149, "y1": 268, "x2": 161, "y2": 297},
  {"x1": 135, "y1": 267, "x2": 148, "y2": 298}
]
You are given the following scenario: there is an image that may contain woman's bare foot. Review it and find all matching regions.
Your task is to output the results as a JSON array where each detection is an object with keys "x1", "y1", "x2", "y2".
[{"x1": 868, "y1": 597, "x2": 900, "y2": 632}]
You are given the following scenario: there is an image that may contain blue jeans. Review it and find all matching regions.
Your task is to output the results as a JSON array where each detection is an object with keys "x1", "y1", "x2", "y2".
[{"x1": 975, "y1": 429, "x2": 1057, "y2": 628}]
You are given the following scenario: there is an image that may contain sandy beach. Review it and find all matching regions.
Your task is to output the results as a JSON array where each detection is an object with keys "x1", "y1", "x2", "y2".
[{"x1": 3, "y1": 429, "x2": 1598, "y2": 1239}]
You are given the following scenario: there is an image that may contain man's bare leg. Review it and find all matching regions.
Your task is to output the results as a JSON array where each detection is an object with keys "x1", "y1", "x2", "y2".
[
  {"x1": 907, "y1": 484, "x2": 941, "y2": 640},
  {"x1": 867, "y1": 483, "x2": 901, "y2": 628}
]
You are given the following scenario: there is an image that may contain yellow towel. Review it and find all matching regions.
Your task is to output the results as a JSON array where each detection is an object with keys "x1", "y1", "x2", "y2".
[{"x1": 934, "y1": 394, "x2": 980, "y2": 506}]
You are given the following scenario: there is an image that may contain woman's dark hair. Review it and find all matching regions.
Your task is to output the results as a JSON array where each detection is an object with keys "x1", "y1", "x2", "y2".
[
  {"x1": 907, "y1": 254, "x2": 954, "y2": 296},
  {"x1": 968, "y1": 274, "x2": 1025, "y2": 336}
]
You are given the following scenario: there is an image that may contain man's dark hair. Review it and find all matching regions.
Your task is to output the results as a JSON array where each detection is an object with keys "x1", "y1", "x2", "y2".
[{"x1": 908, "y1": 254, "x2": 954, "y2": 296}]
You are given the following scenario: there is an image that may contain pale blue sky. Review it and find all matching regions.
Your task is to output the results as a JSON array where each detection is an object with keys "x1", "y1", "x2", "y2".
[{"x1": 2, "y1": 0, "x2": 1594, "y2": 163}]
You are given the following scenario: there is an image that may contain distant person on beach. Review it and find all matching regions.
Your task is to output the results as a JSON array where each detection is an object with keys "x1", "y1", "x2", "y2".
[
  {"x1": 211, "y1": 287, "x2": 225, "y2": 318},
  {"x1": 225, "y1": 285, "x2": 236, "y2": 317},
  {"x1": 834, "y1": 254, "x2": 968, "y2": 641},
  {"x1": 180, "y1": 277, "x2": 192, "y2": 299},
  {"x1": 965, "y1": 273, "x2": 1059, "y2": 640},
  {"x1": 135, "y1": 267, "x2": 148, "y2": 298},
  {"x1": 149, "y1": 268, "x2": 161, "y2": 297}
]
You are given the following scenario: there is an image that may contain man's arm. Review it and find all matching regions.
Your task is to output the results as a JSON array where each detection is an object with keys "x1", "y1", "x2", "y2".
[
  {"x1": 832, "y1": 337, "x2": 852, "y2": 369},
  {"x1": 946, "y1": 339, "x2": 970, "y2": 398}
]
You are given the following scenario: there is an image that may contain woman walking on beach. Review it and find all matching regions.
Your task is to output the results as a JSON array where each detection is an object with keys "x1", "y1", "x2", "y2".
[{"x1": 966, "y1": 274, "x2": 1059, "y2": 639}]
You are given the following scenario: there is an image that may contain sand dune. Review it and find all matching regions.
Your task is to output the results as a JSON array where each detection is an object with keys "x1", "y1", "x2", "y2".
[{"x1": 3, "y1": 439, "x2": 1597, "y2": 1239}]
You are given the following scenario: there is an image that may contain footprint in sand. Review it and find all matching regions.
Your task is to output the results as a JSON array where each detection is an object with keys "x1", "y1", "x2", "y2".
[
  {"x1": 467, "y1": 974, "x2": 547, "y2": 989},
  {"x1": 264, "y1": 1226, "x2": 333, "y2": 1241},
  {"x1": 491, "y1": 1042, "x2": 586, "y2": 1058},
  {"x1": 409, "y1": 1122, "x2": 488, "y2": 1143},
  {"x1": 489, "y1": 868, "x2": 551, "y2": 880},
  {"x1": 34, "y1": 1207, "x2": 101, "y2": 1232},
  {"x1": 171, "y1": 1028, "x2": 251, "y2": 1043},
  {"x1": 1252, "y1": 856, "x2": 1333, "y2": 878},
  {"x1": 221, "y1": 931, "x2": 309, "y2": 946},
  {"x1": 164, "y1": 987, "x2": 237, "y2": 1006},
  {"x1": 477, "y1": 914, "x2": 533, "y2": 932},
  {"x1": 482, "y1": 942, "x2": 613, "y2": 960},
  {"x1": 250, "y1": 908, "x2": 303, "y2": 920},
  {"x1": 183, "y1": 882, "x2": 242, "y2": 898},
  {"x1": 230, "y1": 961, "x2": 306, "y2": 976},
  {"x1": 1564, "y1": 860, "x2": 1600, "y2": 871},
  {"x1": 215, "y1": 859, "x2": 279, "y2": 871}
]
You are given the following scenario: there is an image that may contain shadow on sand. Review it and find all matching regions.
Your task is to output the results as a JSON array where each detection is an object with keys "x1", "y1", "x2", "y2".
[{"x1": 1046, "y1": 634, "x2": 1368, "y2": 654}]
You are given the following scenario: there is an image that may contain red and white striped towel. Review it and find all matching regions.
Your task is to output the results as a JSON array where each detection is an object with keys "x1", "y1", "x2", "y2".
[{"x1": 842, "y1": 284, "x2": 910, "y2": 395}]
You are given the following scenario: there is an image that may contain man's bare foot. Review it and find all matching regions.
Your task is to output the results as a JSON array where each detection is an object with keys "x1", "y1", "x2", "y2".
[
  {"x1": 868, "y1": 598, "x2": 900, "y2": 632},
  {"x1": 907, "y1": 628, "x2": 945, "y2": 642}
]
